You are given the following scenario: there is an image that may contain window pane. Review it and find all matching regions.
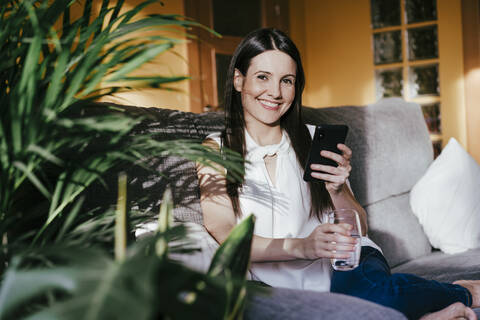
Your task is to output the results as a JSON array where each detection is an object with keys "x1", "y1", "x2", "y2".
[
  {"x1": 409, "y1": 64, "x2": 439, "y2": 97},
  {"x1": 216, "y1": 53, "x2": 232, "y2": 108},
  {"x1": 373, "y1": 31, "x2": 402, "y2": 65},
  {"x1": 407, "y1": 26, "x2": 438, "y2": 60},
  {"x1": 371, "y1": 0, "x2": 401, "y2": 29},
  {"x1": 406, "y1": 0, "x2": 437, "y2": 24},
  {"x1": 213, "y1": 0, "x2": 261, "y2": 37},
  {"x1": 375, "y1": 68, "x2": 403, "y2": 100},
  {"x1": 421, "y1": 103, "x2": 441, "y2": 134}
]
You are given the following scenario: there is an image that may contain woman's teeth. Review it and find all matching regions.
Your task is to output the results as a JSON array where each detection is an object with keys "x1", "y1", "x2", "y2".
[{"x1": 259, "y1": 100, "x2": 280, "y2": 108}]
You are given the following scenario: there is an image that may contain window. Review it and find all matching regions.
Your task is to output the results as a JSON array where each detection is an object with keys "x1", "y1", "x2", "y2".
[{"x1": 371, "y1": 0, "x2": 442, "y2": 157}]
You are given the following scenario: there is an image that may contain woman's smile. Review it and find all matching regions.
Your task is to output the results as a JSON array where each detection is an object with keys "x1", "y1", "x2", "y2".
[{"x1": 257, "y1": 98, "x2": 282, "y2": 110}]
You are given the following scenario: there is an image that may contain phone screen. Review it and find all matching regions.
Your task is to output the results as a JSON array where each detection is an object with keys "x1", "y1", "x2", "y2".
[{"x1": 303, "y1": 124, "x2": 349, "y2": 182}]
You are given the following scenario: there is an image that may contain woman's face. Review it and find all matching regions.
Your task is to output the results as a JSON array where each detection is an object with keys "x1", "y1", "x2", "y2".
[{"x1": 234, "y1": 50, "x2": 297, "y2": 129}]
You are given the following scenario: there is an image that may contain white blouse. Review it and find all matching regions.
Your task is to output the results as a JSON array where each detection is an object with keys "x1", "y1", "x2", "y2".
[{"x1": 206, "y1": 124, "x2": 379, "y2": 292}]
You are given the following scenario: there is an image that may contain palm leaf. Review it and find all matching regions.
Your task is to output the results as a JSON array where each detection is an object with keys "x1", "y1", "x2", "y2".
[
  {"x1": 208, "y1": 215, "x2": 255, "y2": 279},
  {"x1": 0, "y1": 1, "x2": 252, "y2": 318},
  {"x1": 208, "y1": 215, "x2": 255, "y2": 319},
  {"x1": 0, "y1": 231, "x2": 231, "y2": 320}
]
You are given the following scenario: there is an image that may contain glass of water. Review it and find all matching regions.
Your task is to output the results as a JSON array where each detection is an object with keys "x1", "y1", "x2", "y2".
[{"x1": 327, "y1": 209, "x2": 362, "y2": 271}]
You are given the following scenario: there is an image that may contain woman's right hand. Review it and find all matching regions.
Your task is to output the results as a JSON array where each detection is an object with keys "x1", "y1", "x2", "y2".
[{"x1": 299, "y1": 223, "x2": 358, "y2": 260}]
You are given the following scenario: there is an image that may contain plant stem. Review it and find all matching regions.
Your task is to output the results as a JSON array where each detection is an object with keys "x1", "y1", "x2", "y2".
[{"x1": 115, "y1": 172, "x2": 127, "y2": 262}]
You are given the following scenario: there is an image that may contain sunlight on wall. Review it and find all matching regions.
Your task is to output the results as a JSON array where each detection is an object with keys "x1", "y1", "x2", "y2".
[
  {"x1": 98, "y1": 0, "x2": 190, "y2": 111},
  {"x1": 298, "y1": 0, "x2": 375, "y2": 108},
  {"x1": 465, "y1": 68, "x2": 480, "y2": 162},
  {"x1": 289, "y1": 0, "x2": 307, "y2": 84},
  {"x1": 437, "y1": 0, "x2": 466, "y2": 148},
  {"x1": 466, "y1": 68, "x2": 480, "y2": 83}
]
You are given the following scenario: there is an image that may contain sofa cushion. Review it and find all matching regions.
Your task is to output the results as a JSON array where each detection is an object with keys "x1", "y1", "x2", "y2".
[
  {"x1": 392, "y1": 248, "x2": 480, "y2": 283},
  {"x1": 245, "y1": 287, "x2": 407, "y2": 320},
  {"x1": 365, "y1": 192, "x2": 432, "y2": 267}
]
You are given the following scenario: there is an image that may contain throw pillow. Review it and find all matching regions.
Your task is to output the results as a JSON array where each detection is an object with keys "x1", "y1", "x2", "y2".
[{"x1": 410, "y1": 138, "x2": 480, "y2": 254}]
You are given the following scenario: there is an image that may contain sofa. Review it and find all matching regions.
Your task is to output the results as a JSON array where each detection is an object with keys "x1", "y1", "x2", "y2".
[{"x1": 94, "y1": 97, "x2": 480, "y2": 319}]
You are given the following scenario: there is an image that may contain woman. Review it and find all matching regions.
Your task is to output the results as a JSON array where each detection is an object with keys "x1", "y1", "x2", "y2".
[{"x1": 197, "y1": 28, "x2": 479, "y2": 319}]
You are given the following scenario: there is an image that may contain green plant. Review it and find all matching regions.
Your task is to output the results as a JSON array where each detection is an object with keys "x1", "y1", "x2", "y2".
[
  {"x1": 0, "y1": 0, "x2": 253, "y2": 318},
  {"x1": 0, "y1": 182, "x2": 255, "y2": 319},
  {"x1": 0, "y1": 0, "x2": 241, "y2": 253}
]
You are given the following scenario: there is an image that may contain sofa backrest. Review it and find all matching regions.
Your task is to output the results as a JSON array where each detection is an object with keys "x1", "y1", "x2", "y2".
[
  {"x1": 96, "y1": 98, "x2": 433, "y2": 267},
  {"x1": 303, "y1": 98, "x2": 434, "y2": 266},
  {"x1": 303, "y1": 98, "x2": 433, "y2": 207}
]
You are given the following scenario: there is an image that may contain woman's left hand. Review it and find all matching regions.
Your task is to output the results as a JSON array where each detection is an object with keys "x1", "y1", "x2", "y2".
[{"x1": 309, "y1": 144, "x2": 352, "y2": 194}]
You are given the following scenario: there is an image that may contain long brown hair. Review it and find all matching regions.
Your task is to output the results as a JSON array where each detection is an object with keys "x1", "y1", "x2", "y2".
[{"x1": 222, "y1": 28, "x2": 332, "y2": 220}]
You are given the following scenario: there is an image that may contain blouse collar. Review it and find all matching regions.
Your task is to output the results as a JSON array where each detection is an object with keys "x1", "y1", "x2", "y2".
[{"x1": 245, "y1": 129, "x2": 290, "y2": 162}]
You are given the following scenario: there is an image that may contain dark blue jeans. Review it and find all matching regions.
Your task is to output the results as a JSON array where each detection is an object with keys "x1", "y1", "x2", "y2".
[{"x1": 330, "y1": 246, "x2": 472, "y2": 320}]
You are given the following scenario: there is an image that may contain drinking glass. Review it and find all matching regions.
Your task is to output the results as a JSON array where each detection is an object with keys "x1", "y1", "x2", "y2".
[{"x1": 326, "y1": 209, "x2": 362, "y2": 271}]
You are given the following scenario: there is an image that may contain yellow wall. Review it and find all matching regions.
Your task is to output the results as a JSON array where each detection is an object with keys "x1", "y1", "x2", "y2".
[
  {"x1": 289, "y1": 0, "x2": 307, "y2": 78},
  {"x1": 99, "y1": 0, "x2": 190, "y2": 111},
  {"x1": 291, "y1": 0, "x2": 376, "y2": 108},
  {"x1": 437, "y1": 0, "x2": 466, "y2": 148},
  {"x1": 290, "y1": 0, "x2": 469, "y2": 154},
  {"x1": 465, "y1": 68, "x2": 480, "y2": 163}
]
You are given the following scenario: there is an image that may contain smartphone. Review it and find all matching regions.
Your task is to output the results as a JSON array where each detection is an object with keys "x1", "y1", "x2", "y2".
[{"x1": 303, "y1": 124, "x2": 349, "y2": 182}]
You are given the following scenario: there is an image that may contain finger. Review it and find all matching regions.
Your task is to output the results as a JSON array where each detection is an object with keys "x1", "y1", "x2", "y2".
[
  {"x1": 330, "y1": 234, "x2": 359, "y2": 245},
  {"x1": 319, "y1": 247, "x2": 351, "y2": 259},
  {"x1": 332, "y1": 243, "x2": 357, "y2": 252},
  {"x1": 337, "y1": 144, "x2": 352, "y2": 160},
  {"x1": 465, "y1": 307, "x2": 477, "y2": 320},
  {"x1": 320, "y1": 224, "x2": 355, "y2": 238},
  {"x1": 321, "y1": 222, "x2": 353, "y2": 233},
  {"x1": 322, "y1": 240, "x2": 357, "y2": 251},
  {"x1": 310, "y1": 171, "x2": 347, "y2": 184},
  {"x1": 320, "y1": 150, "x2": 348, "y2": 166},
  {"x1": 311, "y1": 164, "x2": 351, "y2": 176},
  {"x1": 310, "y1": 164, "x2": 340, "y2": 174}
]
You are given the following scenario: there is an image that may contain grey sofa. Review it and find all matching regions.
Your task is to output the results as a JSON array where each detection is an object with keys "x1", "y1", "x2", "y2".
[{"x1": 102, "y1": 97, "x2": 480, "y2": 319}]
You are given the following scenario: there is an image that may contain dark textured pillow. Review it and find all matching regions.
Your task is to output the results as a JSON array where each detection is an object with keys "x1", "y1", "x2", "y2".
[{"x1": 83, "y1": 104, "x2": 224, "y2": 224}]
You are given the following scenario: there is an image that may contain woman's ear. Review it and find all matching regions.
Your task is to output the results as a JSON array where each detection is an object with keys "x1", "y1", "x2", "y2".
[{"x1": 233, "y1": 69, "x2": 244, "y2": 92}]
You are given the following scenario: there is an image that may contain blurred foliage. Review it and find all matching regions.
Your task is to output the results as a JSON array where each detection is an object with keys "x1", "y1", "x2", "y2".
[{"x1": 0, "y1": 0, "x2": 253, "y2": 319}]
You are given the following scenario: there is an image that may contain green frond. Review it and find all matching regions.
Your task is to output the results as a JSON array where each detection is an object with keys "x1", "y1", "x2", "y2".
[{"x1": 0, "y1": 1, "x2": 252, "y2": 318}]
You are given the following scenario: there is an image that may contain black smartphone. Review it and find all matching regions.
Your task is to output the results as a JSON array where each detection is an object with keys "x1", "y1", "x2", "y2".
[{"x1": 303, "y1": 124, "x2": 349, "y2": 182}]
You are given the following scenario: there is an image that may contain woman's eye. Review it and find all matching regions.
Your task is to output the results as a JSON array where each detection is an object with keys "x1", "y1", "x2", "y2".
[
  {"x1": 282, "y1": 78, "x2": 294, "y2": 85},
  {"x1": 257, "y1": 74, "x2": 268, "y2": 80}
]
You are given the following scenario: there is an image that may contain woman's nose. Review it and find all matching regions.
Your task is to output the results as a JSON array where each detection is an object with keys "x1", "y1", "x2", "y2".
[{"x1": 267, "y1": 81, "x2": 282, "y2": 99}]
